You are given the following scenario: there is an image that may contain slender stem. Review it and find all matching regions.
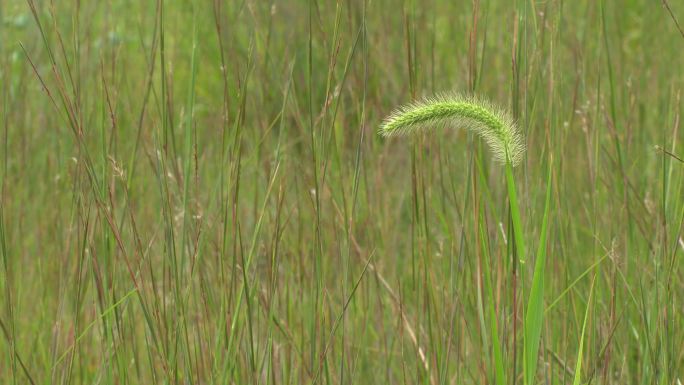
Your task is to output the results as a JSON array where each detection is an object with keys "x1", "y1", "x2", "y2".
[
  {"x1": 505, "y1": 162, "x2": 526, "y2": 263},
  {"x1": 505, "y1": 160, "x2": 527, "y2": 383},
  {"x1": 480, "y1": 220, "x2": 506, "y2": 385}
]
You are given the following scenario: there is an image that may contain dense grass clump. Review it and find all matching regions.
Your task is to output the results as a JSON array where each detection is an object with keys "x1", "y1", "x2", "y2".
[{"x1": 1, "y1": 0, "x2": 683, "y2": 384}]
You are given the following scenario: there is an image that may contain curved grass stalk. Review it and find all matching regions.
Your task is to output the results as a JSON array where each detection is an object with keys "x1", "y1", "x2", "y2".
[
  {"x1": 380, "y1": 94, "x2": 543, "y2": 385},
  {"x1": 379, "y1": 94, "x2": 525, "y2": 166}
]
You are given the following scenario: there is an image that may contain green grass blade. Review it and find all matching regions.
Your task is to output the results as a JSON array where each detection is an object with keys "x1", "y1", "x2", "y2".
[
  {"x1": 524, "y1": 159, "x2": 553, "y2": 385},
  {"x1": 573, "y1": 271, "x2": 598, "y2": 385},
  {"x1": 505, "y1": 162, "x2": 526, "y2": 264},
  {"x1": 479, "y1": 219, "x2": 506, "y2": 385},
  {"x1": 505, "y1": 160, "x2": 526, "y2": 384}
]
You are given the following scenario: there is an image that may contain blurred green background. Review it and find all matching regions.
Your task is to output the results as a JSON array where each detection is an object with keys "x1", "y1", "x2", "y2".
[{"x1": 1, "y1": 0, "x2": 683, "y2": 383}]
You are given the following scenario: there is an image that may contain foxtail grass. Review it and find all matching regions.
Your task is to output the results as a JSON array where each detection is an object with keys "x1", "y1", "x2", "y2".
[
  {"x1": 379, "y1": 94, "x2": 525, "y2": 166},
  {"x1": 380, "y1": 94, "x2": 553, "y2": 385}
]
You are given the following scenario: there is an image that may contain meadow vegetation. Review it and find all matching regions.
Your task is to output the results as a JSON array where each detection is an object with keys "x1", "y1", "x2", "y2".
[{"x1": 0, "y1": 0, "x2": 683, "y2": 383}]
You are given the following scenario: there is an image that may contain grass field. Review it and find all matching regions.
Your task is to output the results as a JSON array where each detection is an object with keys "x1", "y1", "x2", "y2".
[{"x1": 1, "y1": 0, "x2": 683, "y2": 383}]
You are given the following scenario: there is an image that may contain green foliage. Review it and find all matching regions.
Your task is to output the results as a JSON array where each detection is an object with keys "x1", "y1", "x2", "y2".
[
  {"x1": 381, "y1": 95, "x2": 550, "y2": 385},
  {"x1": 524, "y1": 160, "x2": 553, "y2": 385},
  {"x1": 0, "y1": 0, "x2": 683, "y2": 384}
]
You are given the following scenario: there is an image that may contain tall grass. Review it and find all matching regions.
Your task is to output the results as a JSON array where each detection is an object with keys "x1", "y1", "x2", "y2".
[
  {"x1": 0, "y1": 0, "x2": 682, "y2": 384},
  {"x1": 379, "y1": 94, "x2": 555, "y2": 385}
]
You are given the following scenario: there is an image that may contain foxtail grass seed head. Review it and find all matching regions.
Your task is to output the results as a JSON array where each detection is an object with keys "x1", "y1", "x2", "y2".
[{"x1": 379, "y1": 94, "x2": 525, "y2": 166}]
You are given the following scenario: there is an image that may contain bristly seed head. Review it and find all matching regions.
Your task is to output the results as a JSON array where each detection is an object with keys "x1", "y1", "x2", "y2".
[{"x1": 379, "y1": 94, "x2": 525, "y2": 166}]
